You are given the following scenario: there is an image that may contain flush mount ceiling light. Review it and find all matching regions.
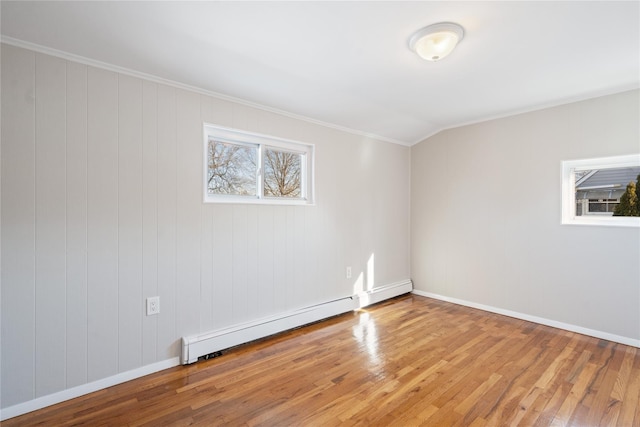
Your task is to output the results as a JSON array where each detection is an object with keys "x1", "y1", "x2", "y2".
[{"x1": 409, "y1": 22, "x2": 465, "y2": 62}]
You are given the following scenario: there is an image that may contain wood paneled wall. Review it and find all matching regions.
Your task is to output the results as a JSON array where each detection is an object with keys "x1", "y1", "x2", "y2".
[{"x1": 1, "y1": 44, "x2": 411, "y2": 408}]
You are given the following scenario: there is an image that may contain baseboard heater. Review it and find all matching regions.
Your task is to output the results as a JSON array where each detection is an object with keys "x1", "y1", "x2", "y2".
[{"x1": 181, "y1": 280, "x2": 412, "y2": 364}]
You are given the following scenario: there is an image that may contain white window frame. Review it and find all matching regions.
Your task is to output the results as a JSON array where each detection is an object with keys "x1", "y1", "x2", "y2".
[
  {"x1": 204, "y1": 124, "x2": 315, "y2": 205},
  {"x1": 561, "y1": 154, "x2": 640, "y2": 227}
]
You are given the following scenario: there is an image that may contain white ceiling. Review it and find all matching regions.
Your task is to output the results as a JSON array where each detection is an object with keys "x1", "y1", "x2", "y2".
[{"x1": 2, "y1": 1, "x2": 639, "y2": 145}]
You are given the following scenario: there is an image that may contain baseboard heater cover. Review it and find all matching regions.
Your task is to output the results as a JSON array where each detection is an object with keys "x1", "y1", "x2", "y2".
[
  {"x1": 182, "y1": 279, "x2": 413, "y2": 364},
  {"x1": 355, "y1": 280, "x2": 414, "y2": 309},
  {"x1": 181, "y1": 296, "x2": 356, "y2": 364}
]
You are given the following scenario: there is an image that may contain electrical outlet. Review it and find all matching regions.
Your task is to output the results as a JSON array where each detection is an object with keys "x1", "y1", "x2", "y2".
[
  {"x1": 146, "y1": 296, "x2": 160, "y2": 316},
  {"x1": 346, "y1": 266, "x2": 352, "y2": 279}
]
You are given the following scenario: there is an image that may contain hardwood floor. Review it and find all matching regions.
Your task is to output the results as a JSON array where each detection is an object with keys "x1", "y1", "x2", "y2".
[{"x1": 5, "y1": 294, "x2": 640, "y2": 426}]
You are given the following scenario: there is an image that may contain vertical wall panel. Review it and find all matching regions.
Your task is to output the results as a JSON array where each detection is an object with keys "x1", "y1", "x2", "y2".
[
  {"x1": 86, "y1": 67, "x2": 119, "y2": 381},
  {"x1": 245, "y1": 205, "x2": 259, "y2": 318},
  {"x1": 200, "y1": 95, "x2": 214, "y2": 330},
  {"x1": 176, "y1": 89, "x2": 202, "y2": 339},
  {"x1": 199, "y1": 94, "x2": 215, "y2": 329},
  {"x1": 232, "y1": 104, "x2": 258, "y2": 134},
  {"x1": 1, "y1": 44, "x2": 37, "y2": 407},
  {"x1": 303, "y1": 206, "x2": 320, "y2": 305},
  {"x1": 210, "y1": 97, "x2": 233, "y2": 127},
  {"x1": 141, "y1": 80, "x2": 159, "y2": 365},
  {"x1": 292, "y1": 208, "x2": 305, "y2": 306},
  {"x1": 156, "y1": 84, "x2": 178, "y2": 359},
  {"x1": 118, "y1": 75, "x2": 144, "y2": 372},
  {"x1": 212, "y1": 205, "x2": 233, "y2": 328},
  {"x1": 257, "y1": 206, "x2": 275, "y2": 318},
  {"x1": 272, "y1": 206, "x2": 287, "y2": 313},
  {"x1": 285, "y1": 207, "x2": 295, "y2": 307},
  {"x1": 200, "y1": 94, "x2": 213, "y2": 124},
  {"x1": 65, "y1": 60, "x2": 88, "y2": 387},
  {"x1": 200, "y1": 204, "x2": 214, "y2": 331},
  {"x1": 34, "y1": 53, "x2": 67, "y2": 397},
  {"x1": 231, "y1": 205, "x2": 248, "y2": 323}
]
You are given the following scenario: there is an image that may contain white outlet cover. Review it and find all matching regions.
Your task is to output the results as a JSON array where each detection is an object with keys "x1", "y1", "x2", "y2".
[{"x1": 146, "y1": 296, "x2": 160, "y2": 315}]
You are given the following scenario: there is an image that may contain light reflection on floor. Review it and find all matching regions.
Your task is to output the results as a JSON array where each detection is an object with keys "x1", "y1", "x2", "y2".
[{"x1": 352, "y1": 310, "x2": 382, "y2": 370}]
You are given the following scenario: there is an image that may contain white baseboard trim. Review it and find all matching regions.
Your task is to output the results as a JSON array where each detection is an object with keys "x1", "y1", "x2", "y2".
[
  {"x1": 412, "y1": 290, "x2": 640, "y2": 348},
  {"x1": 1, "y1": 281, "x2": 414, "y2": 421},
  {"x1": 0, "y1": 357, "x2": 181, "y2": 421}
]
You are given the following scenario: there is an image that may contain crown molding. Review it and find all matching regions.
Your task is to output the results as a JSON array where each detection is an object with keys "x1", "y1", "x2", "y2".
[{"x1": 1, "y1": 36, "x2": 410, "y2": 147}]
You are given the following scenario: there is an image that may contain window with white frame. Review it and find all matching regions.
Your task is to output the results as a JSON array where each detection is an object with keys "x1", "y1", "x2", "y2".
[
  {"x1": 561, "y1": 154, "x2": 640, "y2": 227},
  {"x1": 204, "y1": 124, "x2": 314, "y2": 204}
]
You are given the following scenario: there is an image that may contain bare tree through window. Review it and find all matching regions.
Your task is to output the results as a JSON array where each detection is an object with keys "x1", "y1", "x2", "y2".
[
  {"x1": 207, "y1": 139, "x2": 257, "y2": 196},
  {"x1": 204, "y1": 125, "x2": 313, "y2": 204},
  {"x1": 263, "y1": 148, "x2": 302, "y2": 198}
]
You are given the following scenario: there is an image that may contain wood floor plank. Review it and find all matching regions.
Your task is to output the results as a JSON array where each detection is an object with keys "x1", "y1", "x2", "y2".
[
  {"x1": 618, "y1": 357, "x2": 640, "y2": 427},
  {"x1": 550, "y1": 362, "x2": 600, "y2": 426},
  {"x1": 581, "y1": 348, "x2": 623, "y2": 425},
  {"x1": 3, "y1": 294, "x2": 639, "y2": 426}
]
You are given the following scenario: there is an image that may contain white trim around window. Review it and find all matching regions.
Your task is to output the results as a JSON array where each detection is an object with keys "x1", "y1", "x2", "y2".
[
  {"x1": 561, "y1": 154, "x2": 640, "y2": 227},
  {"x1": 203, "y1": 124, "x2": 315, "y2": 205}
]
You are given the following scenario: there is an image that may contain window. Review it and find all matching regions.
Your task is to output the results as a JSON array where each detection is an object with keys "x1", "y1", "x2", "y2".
[
  {"x1": 561, "y1": 154, "x2": 640, "y2": 227},
  {"x1": 204, "y1": 124, "x2": 314, "y2": 204}
]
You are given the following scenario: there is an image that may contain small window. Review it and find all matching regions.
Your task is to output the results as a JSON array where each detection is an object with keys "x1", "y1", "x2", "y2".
[
  {"x1": 204, "y1": 124, "x2": 314, "y2": 205},
  {"x1": 562, "y1": 154, "x2": 640, "y2": 227}
]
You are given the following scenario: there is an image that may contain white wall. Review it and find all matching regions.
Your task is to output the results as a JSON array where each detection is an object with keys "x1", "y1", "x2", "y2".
[
  {"x1": 0, "y1": 44, "x2": 411, "y2": 409},
  {"x1": 411, "y1": 90, "x2": 640, "y2": 343}
]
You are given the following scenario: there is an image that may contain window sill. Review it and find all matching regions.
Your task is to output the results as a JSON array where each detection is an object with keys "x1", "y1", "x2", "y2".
[
  {"x1": 562, "y1": 216, "x2": 640, "y2": 227},
  {"x1": 203, "y1": 195, "x2": 315, "y2": 206}
]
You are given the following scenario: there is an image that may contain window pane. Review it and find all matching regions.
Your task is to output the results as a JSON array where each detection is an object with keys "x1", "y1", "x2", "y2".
[
  {"x1": 207, "y1": 139, "x2": 257, "y2": 196},
  {"x1": 574, "y1": 165, "x2": 640, "y2": 217},
  {"x1": 263, "y1": 148, "x2": 302, "y2": 198},
  {"x1": 589, "y1": 201, "x2": 606, "y2": 213}
]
